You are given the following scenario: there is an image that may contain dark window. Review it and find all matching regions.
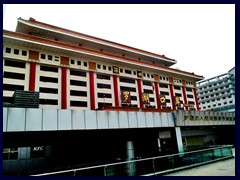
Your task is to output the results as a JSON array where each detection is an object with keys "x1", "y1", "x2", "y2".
[
  {"x1": 70, "y1": 80, "x2": 87, "y2": 87},
  {"x1": 97, "y1": 64, "x2": 101, "y2": 69},
  {"x1": 40, "y1": 87, "x2": 58, "y2": 94},
  {"x1": 40, "y1": 76, "x2": 58, "y2": 83},
  {"x1": 3, "y1": 96, "x2": 13, "y2": 104},
  {"x1": 125, "y1": 69, "x2": 132, "y2": 74},
  {"x1": 97, "y1": 93, "x2": 112, "y2": 98},
  {"x1": 70, "y1": 90, "x2": 87, "y2": 97},
  {"x1": 143, "y1": 89, "x2": 153, "y2": 94},
  {"x1": 3, "y1": 84, "x2": 24, "y2": 91},
  {"x1": 151, "y1": 74, "x2": 154, "y2": 78},
  {"x1": 22, "y1": 50, "x2": 27, "y2": 56},
  {"x1": 97, "y1": 74, "x2": 110, "y2": 80},
  {"x1": 71, "y1": 59, "x2": 75, "y2": 64},
  {"x1": 5, "y1": 47, "x2": 11, "y2": 53},
  {"x1": 41, "y1": 54, "x2": 46, "y2": 59},
  {"x1": 4, "y1": 72, "x2": 25, "y2": 80},
  {"x1": 120, "y1": 69, "x2": 123, "y2": 73},
  {"x1": 186, "y1": 87, "x2": 192, "y2": 92},
  {"x1": 103, "y1": 65, "x2": 106, "y2": 70},
  {"x1": 84, "y1": 62, "x2": 88, "y2": 67},
  {"x1": 3, "y1": 147, "x2": 18, "y2": 160},
  {"x1": 14, "y1": 49, "x2": 19, "y2": 55},
  {"x1": 98, "y1": 102, "x2": 112, "y2": 107},
  {"x1": 97, "y1": 83, "x2": 111, "y2": 89},
  {"x1": 70, "y1": 70, "x2": 86, "y2": 77},
  {"x1": 70, "y1": 101, "x2": 88, "y2": 107},
  {"x1": 166, "y1": 99, "x2": 171, "y2": 103},
  {"x1": 120, "y1": 86, "x2": 136, "y2": 92},
  {"x1": 131, "y1": 96, "x2": 137, "y2": 101},
  {"x1": 5, "y1": 60, "x2": 26, "y2": 68},
  {"x1": 77, "y1": 61, "x2": 81, "y2": 65},
  {"x1": 40, "y1": 65, "x2": 58, "y2": 73},
  {"x1": 188, "y1": 101, "x2": 195, "y2": 105},
  {"x1": 48, "y1": 55, "x2": 53, "y2": 60},
  {"x1": 187, "y1": 94, "x2": 194, "y2": 98},
  {"x1": 147, "y1": 74, "x2": 150, "y2": 78},
  {"x1": 175, "y1": 93, "x2": 182, "y2": 97},
  {"x1": 218, "y1": 103, "x2": 221, "y2": 106},
  {"x1": 160, "y1": 91, "x2": 169, "y2": 95},
  {"x1": 143, "y1": 81, "x2": 152, "y2": 86},
  {"x1": 174, "y1": 86, "x2": 181, "y2": 90},
  {"x1": 150, "y1": 97, "x2": 155, "y2": 102},
  {"x1": 143, "y1": 73, "x2": 146, "y2": 77},
  {"x1": 159, "y1": 84, "x2": 168, "y2": 88},
  {"x1": 133, "y1": 71, "x2": 136, "y2": 75},
  {"x1": 108, "y1": 66, "x2": 112, "y2": 71},
  {"x1": 229, "y1": 101, "x2": 233, "y2": 103},
  {"x1": 119, "y1": 77, "x2": 135, "y2": 84},
  {"x1": 39, "y1": 99, "x2": 58, "y2": 105}
]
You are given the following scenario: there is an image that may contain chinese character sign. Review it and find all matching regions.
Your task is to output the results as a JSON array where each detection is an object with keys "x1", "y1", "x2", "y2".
[
  {"x1": 142, "y1": 93, "x2": 150, "y2": 105},
  {"x1": 159, "y1": 95, "x2": 166, "y2": 106},
  {"x1": 121, "y1": 91, "x2": 131, "y2": 103},
  {"x1": 174, "y1": 96, "x2": 181, "y2": 107},
  {"x1": 113, "y1": 66, "x2": 119, "y2": 74},
  {"x1": 137, "y1": 71, "x2": 142, "y2": 78}
]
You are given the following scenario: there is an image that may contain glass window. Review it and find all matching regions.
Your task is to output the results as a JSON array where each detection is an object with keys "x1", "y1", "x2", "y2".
[
  {"x1": 22, "y1": 50, "x2": 27, "y2": 56},
  {"x1": 14, "y1": 49, "x2": 19, "y2": 55},
  {"x1": 5, "y1": 47, "x2": 11, "y2": 53},
  {"x1": 71, "y1": 59, "x2": 75, "y2": 64}
]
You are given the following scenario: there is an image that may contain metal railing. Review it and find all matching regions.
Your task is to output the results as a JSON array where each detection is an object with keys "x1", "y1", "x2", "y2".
[{"x1": 31, "y1": 145, "x2": 234, "y2": 176}]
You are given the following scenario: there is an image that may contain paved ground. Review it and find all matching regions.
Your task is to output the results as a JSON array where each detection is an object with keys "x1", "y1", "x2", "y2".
[{"x1": 164, "y1": 148, "x2": 235, "y2": 176}]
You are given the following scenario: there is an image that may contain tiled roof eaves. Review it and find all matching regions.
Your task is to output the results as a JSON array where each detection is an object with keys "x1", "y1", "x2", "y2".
[
  {"x1": 18, "y1": 18, "x2": 176, "y2": 63},
  {"x1": 3, "y1": 30, "x2": 204, "y2": 80}
]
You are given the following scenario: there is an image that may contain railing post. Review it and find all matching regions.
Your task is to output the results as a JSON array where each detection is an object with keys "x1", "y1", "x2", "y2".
[
  {"x1": 171, "y1": 156, "x2": 175, "y2": 169},
  {"x1": 152, "y1": 159, "x2": 156, "y2": 176},
  {"x1": 104, "y1": 166, "x2": 107, "y2": 176}
]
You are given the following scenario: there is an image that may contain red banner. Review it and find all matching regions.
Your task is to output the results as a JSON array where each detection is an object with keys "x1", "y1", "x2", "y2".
[
  {"x1": 159, "y1": 95, "x2": 166, "y2": 106},
  {"x1": 121, "y1": 91, "x2": 131, "y2": 104}
]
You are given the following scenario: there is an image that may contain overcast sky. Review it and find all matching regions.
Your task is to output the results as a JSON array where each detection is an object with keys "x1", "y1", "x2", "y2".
[{"x1": 3, "y1": 4, "x2": 235, "y2": 80}]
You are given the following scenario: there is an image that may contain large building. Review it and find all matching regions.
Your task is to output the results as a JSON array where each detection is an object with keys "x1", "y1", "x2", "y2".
[
  {"x1": 197, "y1": 67, "x2": 235, "y2": 112},
  {"x1": 3, "y1": 18, "x2": 235, "y2": 175}
]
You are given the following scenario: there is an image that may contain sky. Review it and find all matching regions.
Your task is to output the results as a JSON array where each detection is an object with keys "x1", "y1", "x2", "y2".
[{"x1": 3, "y1": 4, "x2": 235, "y2": 80}]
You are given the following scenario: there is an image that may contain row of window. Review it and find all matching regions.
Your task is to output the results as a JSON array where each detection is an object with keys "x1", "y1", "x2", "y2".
[
  {"x1": 202, "y1": 101, "x2": 233, "y2": 109},
  {"x1": 5, "y1": 47, "x2": 27, "y2": 56}
]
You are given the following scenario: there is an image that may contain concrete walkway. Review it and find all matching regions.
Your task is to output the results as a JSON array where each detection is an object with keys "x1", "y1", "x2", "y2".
[{"x1": 165, "y1": 148, "x2": 235, "y2": 176}]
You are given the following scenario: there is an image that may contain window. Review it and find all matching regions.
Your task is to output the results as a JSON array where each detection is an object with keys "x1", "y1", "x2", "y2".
[
  {"x1": 159, "y1": 84, "x2": 168, "y2": 88},
  {"x1": 160, "y1": 91, "x2": 169, "y2": 95},
  {"x1": 70, "y1": 90, "x2": 87, "y2": 97},
  {"x1": 77, "y1": 60, "x2": 81, "y2": 65},
  {"x1": 120, "y1": 86, "x2": 136, "y2": 92},
  {"x1": 48, "y1": 55, "x2": 53, "y2": 60},
  {"x1": 97, "y1": 74, "x2": 110, "y2": 80},
  {"x1": 5, "y1": 60, "x2": 26, "y2": 68},
  {"x1": 97, "y1": 64, "x2": 101, "y2": 69},
  {"x1": 70, "y1": 101, "x2": 88, "y2": 107},
  {"x1": 108, "y1": 66, "x2": 112, "y2": 71},
  {"x1": 3, "y1": 147, "x2": 18, "y2": 160},
  {"x1": 39, "y1": 99, "x2": 58, "y2": 105},
  {"x1": 4, "y1": 72, "x2": 25, "y2": 80},
  {"x1": 119, "y1": 77, "x2": 135, "y2": 84},
  {"x1": 187, "y1": 94, "x2": 194, "y2": 98},
  {"x1": 14, "y1": 49, "x2": 19, "y2": 55},
  {"x1": 55, "y1": 56, "x2": 60, "y2": 62},
  {"x1": 5, "y1": 47, "x2": 11, "y2": 53},
  {"x1": 71, "y1": 59, "x2": 75, "y2": 64},
  {"x1": 125, "y1": 69, "x2": 132, "y2": 74},
  {"x1": 143, "y1": 73, "x2": 146, "y2": 77},
  {"x1": 84, "y1": 62, "x2": 88, "y2": 67},
  {"x1": 40, "y1": 65, "x2": 58, "y2": 73},
  {"x1": 22, "y1": 50, "x2": 27, "y2": 56},
  {"x1": 175, "y1": 93, "x2": 182, "y2": 97},
  {"x1": 70, "y1": 70, "x2": 86, "y2": 77},
  {"x1": 97, "y1": 83, "x2": 111, "y2": 89},
  {"x1": 41, "y1": 54, "x2": 46, "y2": 59},
  {"x1": 40, "y1": 87, "x2": 58, "y2": 94},
  {"x1": 143, "y1": 81, "x2": 152, "y2": 86},
  {"x1": 147, "y1": 74, "x2": 150, "y2": 78},
  {"x1": 103, "y1": 65, "x2": 106, "y2": 70},
  {"x1": 3, "y1": 84, "x2": 24, "y2": 91},
  {"x1": 40, "y1": 76, "x2": 58, "y2": 83},
  {"x1": 133, "y1": 71, "x2": 136, "y2": 75},
  {"x1": 70, "y1": 80, "x2": 87, "y2": 87},
  {"x1": 97, "y1": 93, "x2": 112, "y2": 98},
  {"x1": 151, "y1": 74, "x2": 154, "y2": 78},
  {"x1": 120, "y1": 68, "x2": 123, "y2": 73},
  {"x1": 174, "y1": 86, "x2": 181, "y2": 90},
  {"x1": 131, "y1": 96, "x2": 137, "y2": 101},
  {"x1": 143, "y1": 89, "x2": 153, "y2": 94}
]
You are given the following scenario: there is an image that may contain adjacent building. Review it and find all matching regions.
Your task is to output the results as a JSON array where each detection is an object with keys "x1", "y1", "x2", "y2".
[{"x1": 197, "y1": 67, "x2": 235, "y2": 112}]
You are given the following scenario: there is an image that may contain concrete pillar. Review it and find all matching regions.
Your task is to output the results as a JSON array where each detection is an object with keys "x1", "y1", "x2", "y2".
[
  {"x1": 175, "y1": 127, "x2": 184, "y2": 155},
  {"x1": 126, "y1": 141, "x2": 136, "y2": 176}
]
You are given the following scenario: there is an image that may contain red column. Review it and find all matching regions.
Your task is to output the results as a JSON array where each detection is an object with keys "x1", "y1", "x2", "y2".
[
  {"x1": 182, "y1": 86, "x2": 188, "y2": 110},
  {"x1": 169, "y1": 84, "x2": 176, "y2": 110},
  {"x1": 61, "y1": 67, "x2": 67, "y2": 109},
  {"x1": 137, "y1": 79, "x2": 143, "y2": 108},
  {"x1": 154, "y1": 82, "x2": 161, "y2": 109},
  {"x1": 29, "y1": 62, "x2": 36, "y2": 91},
  {"x1": 193, "y1": 87, "x2": 200, "y2": 111},
  {"x1": 113, "y1": 75, "x2": 120, "y2": 107},
  {"x1": 89, "y1": 71, "x2": 95, "y2": 110}
]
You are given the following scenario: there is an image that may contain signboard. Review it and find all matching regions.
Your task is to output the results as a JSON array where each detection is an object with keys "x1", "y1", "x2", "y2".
[
  {"x1": 174, "y1": 96, "x2": 181, "y2": 107},
  {"x1": 137, "y1": 71, "x2": 143, "y2": 78},
  {"x1": 142, "y1": 93, "x2": 150, "y2": 105},
  {"x1": 159, "y1": 95, "x2": 166, "y2": 106},
  {"x1": 113, "y1": 66, "x2": 119, "y2": 74},
  {"x1": 31, "y1": 146, "x2": 45, "y2": 158},
  {"x1": 121, "y1": 91, "x2": 131, "y2": 104}
]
